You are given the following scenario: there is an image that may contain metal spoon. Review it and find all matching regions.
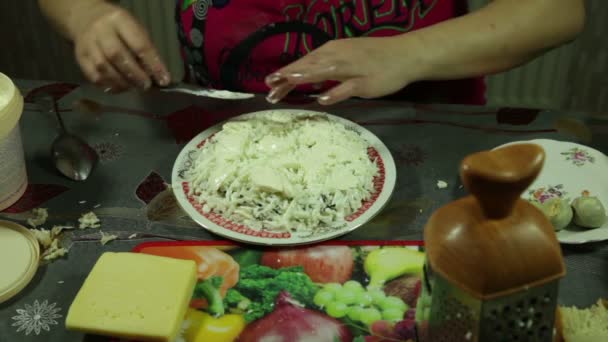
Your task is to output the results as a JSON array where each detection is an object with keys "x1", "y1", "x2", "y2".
[
  {"x1": 157, "y1": 82, "x2": 256, "y2": 100},
  {"x1": 37, "y1": 95, "x2": 98, "y2": 181},
  {"x1": 156, "y1": 83, "x2": 322, "y2": 101}
]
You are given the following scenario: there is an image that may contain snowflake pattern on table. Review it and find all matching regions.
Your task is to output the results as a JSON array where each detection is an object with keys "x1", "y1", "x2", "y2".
[
  {"x1": 561, "y1": 147, "x2": 595, "y2": 166},
  {"x1": 528, "y1": 184, "x2": 567, "y2": 204},
  {"x1": 394, "y1": 144, "x2": 427, "y2": 166},
  {"x1": 11, "y1": 300, "x2": 62, "y2": 336},
  {"x1": 92, "y1": 142, "x2": 124, "y2": 163}
]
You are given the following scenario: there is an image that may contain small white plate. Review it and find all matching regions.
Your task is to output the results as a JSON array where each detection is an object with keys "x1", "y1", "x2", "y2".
[
  {"x1": 172, "y1": 109, "x2": 397, "y2": 246},
  {"x1": 495, "y1": 139, "x2": 608, "y2": 244}
]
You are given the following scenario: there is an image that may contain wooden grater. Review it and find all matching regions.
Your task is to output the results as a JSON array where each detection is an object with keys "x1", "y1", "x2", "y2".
[{"x1": 416, "y1": 144, "x2": 566, "y2": 341}]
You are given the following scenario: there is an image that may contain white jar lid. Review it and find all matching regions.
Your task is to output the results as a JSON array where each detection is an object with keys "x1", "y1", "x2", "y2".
[
  {"x1": 0, "y1": 73, "x2": 23, "y2": 139},
  {"x1": 0, "y1": 220, "x2": 40, "y2": 304}
]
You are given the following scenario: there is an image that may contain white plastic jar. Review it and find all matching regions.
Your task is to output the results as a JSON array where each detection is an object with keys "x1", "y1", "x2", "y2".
[{"x1": 0, "y1": 73, "x2": 27, "y2": 211}]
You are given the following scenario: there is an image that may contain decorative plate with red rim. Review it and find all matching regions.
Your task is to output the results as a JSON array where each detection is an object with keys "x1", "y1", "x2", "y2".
[
  {"x1": 172, "y1": 109, "x2": 397, "y2": 246},
  {"x1": 495, "y1": 139, "x2": 608, "y2": 244}
]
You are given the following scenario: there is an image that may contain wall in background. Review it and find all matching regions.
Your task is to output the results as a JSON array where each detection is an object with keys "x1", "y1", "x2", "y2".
[
  {"x1": 0, "y1": 1, "x2": 81, "y2": 83},
  {"x1": 0, "y1": 0, "x2": 605, "y2": 112}
]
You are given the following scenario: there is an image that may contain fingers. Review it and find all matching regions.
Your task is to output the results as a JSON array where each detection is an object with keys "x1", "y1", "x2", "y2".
[
  {"x1": 115, "y1": 17, "x2": 170, "y2": 86},
  {"x1": 73, "y1": 7, "x2": 170, "y2": 94},
  {"x1": 266, "y1": 82, "x2": 296, "y2": 104},
  {"x1": 265, "y1": 42, "x2": 356, "y2": 87},
  {"x1": 265, "y1": 62, "x2": 348, "y2": 87},
  {"x1": 268, "y1": 64, "x2": 343, "y2": 86},
  {"x1": 264, "y1": 62, "x2": 354, "y2": 105},
  {"x1": 265, "y1": 78, "x2": 362, "y2": 106},
  {"x1": 76, "y1": 44, "x2": 130, "y2": 93},
  {"x1": 97, "y1": 29, "x2": 152, "y2": 90},
  {"x1": 317, "y1": 79, "x2": 362, "y2": 105},
  {"x1": 264, "y1": 41, "x2": 359, "y2": 104}
]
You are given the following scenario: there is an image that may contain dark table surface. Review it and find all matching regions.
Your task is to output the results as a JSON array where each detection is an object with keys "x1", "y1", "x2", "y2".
[{"x1": 1, "y1": 80, "x2": 607, "y2": 341}]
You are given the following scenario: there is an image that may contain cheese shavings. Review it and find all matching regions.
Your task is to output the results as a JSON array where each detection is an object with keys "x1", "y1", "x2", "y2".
[
  {"x1": 79, "y1": 211, "x2": 101, "y2": 229},
  {"x1": 30, "y1": 228, "x2": 71, "y2": 262},
  {"x1": 186, "y1": 111, "x2": 378, "y2": 235},
  {"x1": 42, "y1": 238, "x2": 68, "y2": 261},
  {"x1": 27, "y1": 208, "x2": 49, "y2": 228},
  {"x1": 99, "y1": 231, "x2": 118, "y2": 245},
  {"x1": 51, "y1": 225, "x2": 73, "y2": 237},
  {"x1": 31, "y1": 229, "x2": 53, "y2": 248}
]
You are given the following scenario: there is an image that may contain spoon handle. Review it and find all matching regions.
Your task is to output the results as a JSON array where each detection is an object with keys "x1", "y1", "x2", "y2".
[
  {"x1": 35, "y1": 95, "x2": 68, "y2": 133},
  {"x1": 155, "y1": 82, "x2": 256, "y2": 100},
  {"x1": 51, "y1": 97, "x2": 67, "y2": 133}
]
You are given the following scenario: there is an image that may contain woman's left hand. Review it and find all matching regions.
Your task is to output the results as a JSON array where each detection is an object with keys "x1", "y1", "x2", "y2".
[{"x1": 264, "y1": 36, "x2": 424, "y2": 105}]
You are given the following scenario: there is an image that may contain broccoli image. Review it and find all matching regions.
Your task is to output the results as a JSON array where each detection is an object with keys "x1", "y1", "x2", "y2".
[{"x1": 224, "y1": 264, "x2": 320, "y2": 322}]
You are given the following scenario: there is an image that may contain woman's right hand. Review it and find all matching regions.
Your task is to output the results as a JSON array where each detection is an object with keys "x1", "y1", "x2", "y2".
[{"x1": 69, "y1": 1, "x2": 171, "y2": 93}]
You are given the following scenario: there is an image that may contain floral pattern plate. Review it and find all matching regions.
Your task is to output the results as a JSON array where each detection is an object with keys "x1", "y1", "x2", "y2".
[
  {"x1": 172, "y1": 109, "x2": 397, "y2": 246},
  {"x1": 495, "y1": 139, "x2": 608, "y2": 244}
]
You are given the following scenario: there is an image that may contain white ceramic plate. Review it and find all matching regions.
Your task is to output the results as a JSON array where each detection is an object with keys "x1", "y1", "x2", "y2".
[
  {"x1": 495, "y1": 139, "x2": 608, "y2": 244},
  {"x1": 172, "y1": 109, "x2": 397, "y2": 246}
]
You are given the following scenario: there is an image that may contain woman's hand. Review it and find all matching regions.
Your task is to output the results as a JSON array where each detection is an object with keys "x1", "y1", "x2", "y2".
[
  {"x1": 264, "y1": 36, "x2": 424, "y2": 105},
  {"x1": 264, "y1": 0, "x2": 584, "y2": 106},
  {"x1": 69, "y1": 1, "x2": 171, "y2": 93}
]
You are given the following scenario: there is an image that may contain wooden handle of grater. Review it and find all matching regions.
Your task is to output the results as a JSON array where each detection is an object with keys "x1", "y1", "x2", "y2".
[{"x1": 460, "y1": 143, "x2": 545, "y2": 219}]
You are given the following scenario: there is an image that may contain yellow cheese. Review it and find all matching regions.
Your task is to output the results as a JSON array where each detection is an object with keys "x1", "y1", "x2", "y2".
[{"x1": 66, "y1": 252, "x2": 197, "y2": 342}]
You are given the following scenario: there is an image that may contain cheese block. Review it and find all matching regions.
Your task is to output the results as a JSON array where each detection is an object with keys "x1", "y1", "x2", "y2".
[{"x1": 66, "y1": 252, "x2": 197, "y2": 341}]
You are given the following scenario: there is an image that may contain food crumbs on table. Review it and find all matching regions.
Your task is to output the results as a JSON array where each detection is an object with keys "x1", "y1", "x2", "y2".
[
  {"x1": 27, "y1": 208, "x2": 49, "y2": 227},
  {"x1": 79, "y1": 211, "x2": 101, "y2": 229},
  {"x1": 128, "y1": 233, "x2": 137, "y2": 239},
  {"x1": 100, "y1": 231, "x2": 118, "y2": 245},
  {"x1": 436, "y1": 180, "x2": 448, "y2": 189},
  {"x1": 30, "y1": 223, "x2": 73, "y2": 262},
  {"x1": 51, "y1": 225, "x2": 73, "y2": 238},
  {"x1": 30, "y1": 228, "x2": 53, "y2": 248},
  {"x1": 42, "y1": 239, "x2": 68, "y2": 261}
]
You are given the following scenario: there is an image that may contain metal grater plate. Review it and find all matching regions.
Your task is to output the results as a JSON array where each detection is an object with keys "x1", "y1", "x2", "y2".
[
  {"x1": 420, "y1": 264, "x2": 559, "y2": 342},
  {"x1": 427, "y1": 274, "x2": 479, "y2": 341},
  {"x1": 480, "y1": 283, "x2": 559, "y2": 341}
]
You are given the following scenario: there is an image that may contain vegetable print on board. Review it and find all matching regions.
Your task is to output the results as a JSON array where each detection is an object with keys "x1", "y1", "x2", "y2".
[{"x1": 116, "y1": 241, "x2": 427, "y2": 342}]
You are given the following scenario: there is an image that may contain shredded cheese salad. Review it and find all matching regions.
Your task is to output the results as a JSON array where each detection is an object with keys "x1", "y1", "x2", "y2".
[{"x1": 186, "y1": 111, "x2": 379, "y2": 235}]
